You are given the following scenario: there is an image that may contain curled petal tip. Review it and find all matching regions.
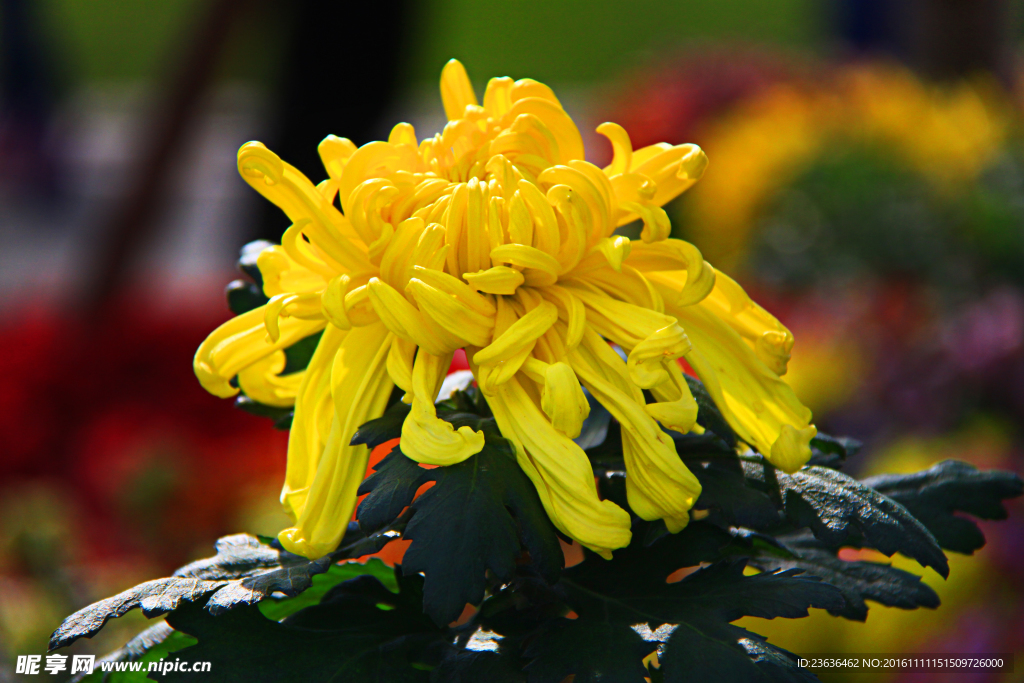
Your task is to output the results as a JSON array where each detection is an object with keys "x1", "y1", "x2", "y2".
[
  {"x1": 193, "y1": 361, "x2": 240, "y2": 399},
  {"x1": 677, "y1": 146, "x2": 708, "y2": 181},
  {"x1": 238, "y1": 141, "x2": 283, "y2": 184},
  {"x1": 769, "y1": 424, "x2": 817, "y2": 473}
]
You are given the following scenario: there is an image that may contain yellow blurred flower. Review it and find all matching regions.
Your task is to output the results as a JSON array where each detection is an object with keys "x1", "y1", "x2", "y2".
[
  {"x1": 194, "y1": 60, "x2": 815, "y2": 559},
  {"x1": 686, "y1": 64, "x2": 1008, "y2": 271}
]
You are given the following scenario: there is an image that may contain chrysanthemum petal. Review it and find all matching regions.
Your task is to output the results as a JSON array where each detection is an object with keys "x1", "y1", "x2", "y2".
[
  {"x1": 280, "y1": 325, "x2": 346, "y2": 521},
  {"x1": 400, "y1": 350, "x2": 485, "y2": 466},
  {"x1": 236, "y1": 350, "x2": 303, "y2": 407},
  {"x1": 464, "y1": 266, "x2": 525, "y2": 295},
  {"x1": 483, "y1": 76, "x2": 514, "y2": 118},
  {"x1": 626, "y1": 239, "x2": 716, "y2": 308},
  {"x1": 626, "y1": 323, "x2": 693, "y2": 389},
  {"x1": 645, "y1": 361, "x2": 699, "y2": 433},
  {"x1": 194, "y1": 306, "x2": 325, "y2": 399},
  {"x1": 386, "y1": 336, "x2": 416, "y2": 400},
  {"x1": 366, "y1": 277, "x2": 460, "y2": 355},
  {"x1": 238, "y1": 142, "x2": 372, "y2": 274},
  {"x1": 486, "y1": 373, "x2": 631, "y2": 557},
  {"x1": 490, "y1": 244, "x2": 560, "y2": 286},
  {"x1": 503, "y1": 98, "x2": 585, "y2": 163},
  {"x1": 407, "y1": 278, "x2": 494, "y2": 347},
  {"x1": 411, "y1": 265, "x2": 496, "y2": 316},
  {"x1": 596, "y1": 122, "x2": 633, "y2": 177},
  {"x1": 539, "y1": 285, "x2": 586, "y2": 350},
  {"x1": 279, "y1": 323, "x2": 394, "y2": 558},
  {"x1": 570, "y1": 329, "x2": 701, "y2": 533},
  {"x1": 318, "y1": 134, "x2": 357, "y2": 180},
  {"x1": 256, "y1": 244, "x2": 329, "y2": 298},
  {"x1": 441, "y1": 59, "x2": 478, "y2": 121},
  {"x1": 473, "y1": 299, "x2": 557, "y2": 366},
  {"x1": 522, "y1": 358, "x2": 590, "y2": 438},
  {"x1": 696, "y1": 271, "x2": 794, "y2": 376},
  {"x1": 664, "y1": 296, "x2": 815, "y2": 473}
]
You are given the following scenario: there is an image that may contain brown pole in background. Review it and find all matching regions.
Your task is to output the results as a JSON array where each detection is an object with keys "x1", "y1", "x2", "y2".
[{"x1": 80, "y1": 0, "x2": 245, "y2": 318}]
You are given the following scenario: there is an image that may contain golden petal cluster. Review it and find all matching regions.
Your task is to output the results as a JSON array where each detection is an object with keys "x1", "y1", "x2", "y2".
[{"x1": 194, "y1": 60, "x2": 815, "y2": 559}]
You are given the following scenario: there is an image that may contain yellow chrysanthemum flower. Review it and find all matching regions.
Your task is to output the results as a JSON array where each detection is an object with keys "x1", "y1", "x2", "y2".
[{"x1": 194, "y1": 60, "x2": 815, "y2": 560}]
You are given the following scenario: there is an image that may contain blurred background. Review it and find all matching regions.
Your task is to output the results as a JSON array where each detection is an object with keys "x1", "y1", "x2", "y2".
[{"x1": 2, "y1": 1, "x2": 1023, "y2": 680}]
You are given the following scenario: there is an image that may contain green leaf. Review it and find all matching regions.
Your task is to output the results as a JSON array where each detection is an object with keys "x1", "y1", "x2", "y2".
[
  {"x1": 398, "y1": 431, "x2": 563, "y2": 625},
  {"x1": 744, "y1": 462, "x2": 950, "y2": 577},
  {"x1": 553, "y1": 545, "x2": 842, "y2": 683},
  {"x1": 508, "y1": 523, "x2": 842, "y2": 683},
  {"x1": 225, "y1": 279, "x2": 268, "y2": 315},
  {"x1": 50, "y1": 534, "x2": 322, "y2": 650},
  {"x1": 282, "y1": 330, "x2": 323, "y2": 374},
  {"x1": 748, "y1": 531, "x2": 939, "y2": 621},
  {"x1": 234, "y1": 395, "x2": 293, "y2": 430},
  {"x1": 51, "y1": 525, "x2": 404, "y2": 651},
  {"x1": 656, "y1": 563, "x2": 840, "y2": 683},
  {"x1": 691, "y1": 460, "x2": 781, "y2": 529},
  {"x1": 259, "y1": 558, "x2": 398, "y2": 621},
  {"x1": 350, "y1": 400, "x2": 412, "y2": 450},
  {"x1": 355, "y1": 402, "x2": 563, "y2": 626},
  {"x1": 356, "y1": 443, "x2": 432, "y2": 534},
  {"x1": 563, "y1": 557, "x2": 843, "y2": 626},
  {"x1": 807, "y1": 433, "x2": 861, "y2": 469},
  {"x1": 431, "y1": 647, "x2": 526, "y2": 683},
  {"x1": 71, "y1": 623, "x2": 195, "y2": 683},
  {"x1": 861, "y1": 460, "x2": 1024, "y2": 554},
  {"x1": 163, "y1": 571, "x2": 441, "y2": 682},
  {"x1": 522, "y1": 620, "x2": 655, "y2": 683}
]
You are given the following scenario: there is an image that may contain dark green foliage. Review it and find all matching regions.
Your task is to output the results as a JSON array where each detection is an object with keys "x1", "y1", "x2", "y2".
[
  {"x1": 234, "y1": 395, "x2": 293, "y2": 429},
  {"x1": 282, "y1": 330, "x2": 323, "y2": 374},
  {"x1": 689, "y1": 460, "x2": 781, "y2": 529},
  {"x1": 862, "y1": 460, "x2": 1024, "y2": 554},
  {"x1": 550, "y1": 545, "x2": 842, "y2": 683},
  {"x1": 684, "y1": 375, "x2": 737, "y2": 446},
  {"x1": 351, "y1": 399, "x2": 412, "y2": 450},
  {"x1": 743, "y1": 462, "x2": 950, "y2": 577},
  {"x1": 523, "y1": 620, "x2": 655, "y2": 683},
  {"x1": 356, "y1": 409, "x2": 563, "y2": 626},
  {"x1": 430, "y1": 648, "x2": 526, "y2": 683},
  {"x1": 747, "y1": 531, "x2": 940, "y2": 621},
  {"x1": 52, "y1": 366, "x2": 1023, "y2": 683},
  {"x1": 163, "y1": 571, "x2": 440, "y2": 682},
  {"x1": 807, "y1": 433, "x2": 861, "y2": 469},
  {"x1": 225, "y1": 279, "x2": 267, "y2": 315},
  {"x1": 51, "y1": 524, "x2": 404, "y2": 651},
  {"x1": 50, "y1": 534, "x2": 323, "y2": 650}
]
